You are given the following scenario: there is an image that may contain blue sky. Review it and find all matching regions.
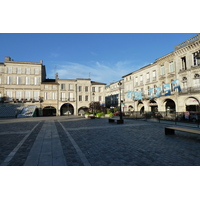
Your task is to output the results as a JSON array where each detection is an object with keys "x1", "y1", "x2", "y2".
[{"x1": 0, "y1": 33, "x2": 198, "y2": 84}]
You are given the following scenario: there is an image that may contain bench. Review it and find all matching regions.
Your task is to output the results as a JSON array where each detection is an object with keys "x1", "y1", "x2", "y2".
[
  {"x1": 108, "y1": 119, "x2": 115, "y2": 123},
  {"x1": 88, "y1": 116, "x2": 95, "y2": 119},
  {"x1": 108, "y1": 119, "x2": 124, "y2": 124},
  {"x1": 165, "y1": 127, "x2": 200, "y2": 135}
]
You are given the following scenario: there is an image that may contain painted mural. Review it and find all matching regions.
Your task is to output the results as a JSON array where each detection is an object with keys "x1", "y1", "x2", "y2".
[{"x1": 127, "y1": 79, "x2": 181, "y2": 100}]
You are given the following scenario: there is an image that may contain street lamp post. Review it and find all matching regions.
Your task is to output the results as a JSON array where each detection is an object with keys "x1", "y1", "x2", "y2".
[
  {"x1": 92, "y1": 92, "x2": 95, "y2": 115},
  {"x1": 118, "y1": 81, "x2": 123, "y2": 123}
]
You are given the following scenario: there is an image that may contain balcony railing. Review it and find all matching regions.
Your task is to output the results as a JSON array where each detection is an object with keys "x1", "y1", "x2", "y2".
[
  {"x1": 175, "y1": 34, "x2": 200, "y2": 50},
  {"x1": 60, "y1": 98, "x2": 75, "y2": 102},
  {"x1": 179, "y1": 87, "x2": 200, "y2": 94}
]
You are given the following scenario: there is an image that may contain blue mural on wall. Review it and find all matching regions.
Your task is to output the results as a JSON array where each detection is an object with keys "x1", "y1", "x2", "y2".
[{"x1": 127, "y1": 79, "x2": 182, "y2": 100}]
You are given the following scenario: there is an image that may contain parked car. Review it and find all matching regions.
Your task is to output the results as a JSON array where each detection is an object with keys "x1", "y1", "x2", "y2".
[{"x1": 114, "y1": 111, "x2": 125, "y2": 116}]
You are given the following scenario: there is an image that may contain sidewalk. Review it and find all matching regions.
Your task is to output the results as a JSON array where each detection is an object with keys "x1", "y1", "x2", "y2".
[{"x1": 24, "y1": 120, "x2": 67, "y2": 166}]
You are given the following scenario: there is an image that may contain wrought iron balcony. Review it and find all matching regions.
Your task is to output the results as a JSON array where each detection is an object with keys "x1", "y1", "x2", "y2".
[{"x1": 60, "y1": 98, "x2": 75, "y2": 102}]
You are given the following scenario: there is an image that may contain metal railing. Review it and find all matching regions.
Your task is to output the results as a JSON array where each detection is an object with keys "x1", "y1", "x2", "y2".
[
  {"x1": 124, "y1": 111, "x2": 200, "y2": 128},
  {"x1": 60, "y1": 98, "x2": 75, "y2": 102}
]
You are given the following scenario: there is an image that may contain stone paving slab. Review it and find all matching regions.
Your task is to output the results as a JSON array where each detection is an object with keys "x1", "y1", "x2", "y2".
[{"x1": 1, "y1": 116, "x2": 200, "y2": 166}]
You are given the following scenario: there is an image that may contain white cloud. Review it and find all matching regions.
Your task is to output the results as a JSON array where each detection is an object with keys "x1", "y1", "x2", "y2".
[{"x1": 49, "y1": 60, "x2": 138, "y2": 84}]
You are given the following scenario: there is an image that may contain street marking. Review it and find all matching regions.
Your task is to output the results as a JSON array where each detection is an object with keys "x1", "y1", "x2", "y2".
[
  {"x1": 58, "y1": 121, "x2": 91, "y2": 166},
  {"x1": 1, "y1": 121, "x2": 42, "y2": 166}
]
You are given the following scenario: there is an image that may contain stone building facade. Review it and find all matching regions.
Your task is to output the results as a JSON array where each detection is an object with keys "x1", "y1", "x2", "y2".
[
  {"x1": 119, "y1": 34, "x2": 200, "y2": 114},
  {"x1": 0, "y1": 57, "x2": 106, "y2": 116}
]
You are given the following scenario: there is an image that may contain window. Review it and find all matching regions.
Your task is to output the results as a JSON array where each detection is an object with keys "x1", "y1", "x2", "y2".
[
  {"x1": 44, "y1": 92, "x2": 48, "y2": 100},
  {"x1": 182, "y1": 77, "x2": 187, "y2": 91},
  {"x1": 7, "y1": 67, "x2": 12, "y2": 73},
  {"x1": 85, "y1": 95, "x2": 88, "y2": 101},
  {"x1": 7, "y1": 76, "x2": 12, "y2": 85},
  {"x1": 34, "y1": 68, "x2": 39, "y2": 74},
  {"x1": 79, "y1": 95, "x2": 82, "y2": 101},
  {"x1": 152, "y1": 70, "x2": 156, "y2": 80},
  {"x1": 181, "y1": 56, "x2": 187, "y2": 70},
  {"x1": 44, "y1": 85, "x2": 48, "y2": 89},
  {"x1": 169, "y1": 61, "x2": 174, "y2": 72},
  {"x1": 69, "y1": 84, "x2": 73, "y2": 90},
  {"x1": 52, "y1": 85, "x2": 56, "y2": 89},
  {"x1": 26, "y1": 68, "x2": 30, "y2": 74},
  {"x1": 26, "y1": 77, "x2": 30, "y2": 85},
  {"x1": 92, "y1": 87, "x2": 95, "y2": 92},
  {"x1": 161, "y1": 65, "x2": 165, "y2": 75},
  {"x1": 52, "y1": 92, "x2": 56, "y2": 100},
  {"x1": 34, "y1": 91, "x2": 39, "y2": 100},
  {"x1": 194, "y1": 74, "x2": 200, "y2": 88},
  {"x1": 79, "y1": 86, "x2": 82, "y2": 92},
  {"x1": 98, "y1": 87, "x2": 101, "y2": 92},
  {"x1": 146, "y1": 73, "x2": 150, "y2": 82},
  {"x1": 135, "y1": 77, "x2": 138, "y2": 85},
  {"x1": 16, "y1": 91, "x2": 22, "y2": 100},
  {"x1": 69, "y1": 92, "x2": 73, "y2": 101},
  {"x1": 6, "y1": 91, "x2": 12, "y2": 101},
  {"x1": 25, "y1": 91, "x2": 30, "y2": 100},
  {"x1": 61, "y1": 84, "x2": 65, "y2": 90},
  {"x1": 61, "y1": 92, "x2": 65, "y2": 101},
  {"x1": 85, "y1": 86, "x2": 88, "y2": 92},
  {"x1": 17, "y1": 77, "x2": 22, "y2": 85},
  {"x1": 35, "y1": 77, "x2": 40, "y2": 85},
  {"x1": 193, "y1": 52, "x2": 199, "y2": 66},
  {"x1": 17, "y1": 67, "x2": 21, "y2": 74},
  {"x1": 140, "y1": 75, "x2": 143, "y2": 85}
]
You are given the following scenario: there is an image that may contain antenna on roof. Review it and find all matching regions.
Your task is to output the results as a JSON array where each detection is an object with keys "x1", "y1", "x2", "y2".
[{"x1": 54, "y1": 66, "x2": 57, "y2": 75}]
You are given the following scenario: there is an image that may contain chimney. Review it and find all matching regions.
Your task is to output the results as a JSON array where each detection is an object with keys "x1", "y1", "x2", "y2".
[
  {"x1": 55, "y1": 73, "x2": 58, "y2": 82},
  {"x1": 5, "y1": 56, "x2": 11, "y2": 61}
]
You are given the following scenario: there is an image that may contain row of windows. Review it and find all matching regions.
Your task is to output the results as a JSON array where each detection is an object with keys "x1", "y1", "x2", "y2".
[
  {"x1": 78, "y1": 95, "x2": 102, "y2": 102},
  {"x1": 0, "y1": 67, "x2": 40, "y2": 75},
  {"x1": 5, "y1": 76, "x2": 40, "y2": 85},
  {"x1": 5, "y1": 91, "x2": 40, "y2": 101},
  {"x1": 60, "y1": 84, "x2": 103, "y2": 92}
]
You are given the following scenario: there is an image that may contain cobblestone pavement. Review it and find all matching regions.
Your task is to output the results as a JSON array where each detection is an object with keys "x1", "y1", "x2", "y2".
[{"x1": 1, "y1": 116, "x2": 200, "y2": 166}]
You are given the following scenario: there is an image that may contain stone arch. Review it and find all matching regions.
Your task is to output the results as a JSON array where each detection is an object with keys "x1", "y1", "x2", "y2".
[
  {"x1": 43, "y1": 106, "x2": 56, "y2": 116},
  {"x1": 185, "y1": 97, "x2": 200, "y2": 112},
  {"x1": 78, "y1": 106, "x2": 89, "y2": 115},
  {"x1": 149, "y1": 99, "x2": 158, "y2": 112},
  {"x1": 60, "y1": 103, "x2": 74, "y2": 116},
  {"x1": 164, "y1": 98, "x2": 176, "y2": 113}
]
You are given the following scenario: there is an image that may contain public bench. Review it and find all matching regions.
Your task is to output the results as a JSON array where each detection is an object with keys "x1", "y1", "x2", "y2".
[
  {"x1": 88, "y1": 116, "x2": 95, "y2": 119},
  {"x1": 108, "y1": 119, "x2": 124, "y2": 124},
  {"x1": 165, "y1": 127, "x2": 200, "y2": 135}
]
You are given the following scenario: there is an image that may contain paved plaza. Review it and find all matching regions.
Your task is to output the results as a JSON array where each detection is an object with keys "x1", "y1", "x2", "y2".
[{"x1": 1, "y1": 116, "x2": 200, "y2": 166}]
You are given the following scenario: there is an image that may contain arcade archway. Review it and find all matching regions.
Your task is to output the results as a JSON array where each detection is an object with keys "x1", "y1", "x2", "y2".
[
  {"x1": 43, "y1": 106, "x2": 56, "y2": 116},
  {"x1": 185, "y1": 97, "x2": 200, "y2": 112},
  {"x1": 149, "y1": 99, "x2": 158, "y2": 112},
  {"x1": 164, "y1": 99, "x2": 176, "y2": 113},
  {"x1": 78, "y1": 106, "x2": 89, "y2": 115},
  {"x1": 60, "y1": 103, "x2": 74, "y2": 116}
]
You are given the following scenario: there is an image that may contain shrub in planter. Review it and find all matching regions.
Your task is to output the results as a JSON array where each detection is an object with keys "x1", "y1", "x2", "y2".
[{"x1": 96, "y1": 112, "x2": 105, "y2": 118}]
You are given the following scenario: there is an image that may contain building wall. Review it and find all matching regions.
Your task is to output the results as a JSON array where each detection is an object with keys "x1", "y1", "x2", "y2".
[
  {"x1": 0, "y1": 57, "x2": 106, "y2": 116},
  {"x1": 119, "y1": 34, "x2": 200, "y2": 114}
]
